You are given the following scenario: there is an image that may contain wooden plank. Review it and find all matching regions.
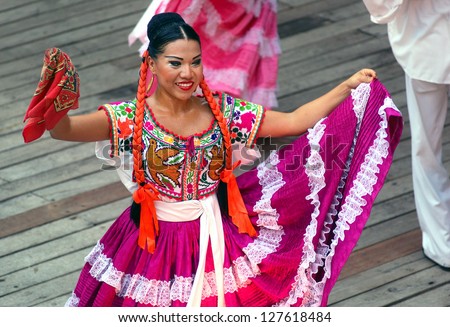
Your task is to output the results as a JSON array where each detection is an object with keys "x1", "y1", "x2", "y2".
[
  {"x1": 329, "y1": 251, "x2": 432, "y2": 304},
  {"x1": 0, "y1": 61, "x2": 139, "y2": 107},
  {"x1": 0, "y1": 248, "x2": 88, "y2": 298},
  {"x1": 378, "y1": 158, "x2": 450, "y2": 204},
  {"x1": 0, "y1": 137, "x2": 77, "y2": 169},
  {"x1": 0, "y1": 219, "x2": 111, "y2": 278},
  {"x1": 0, "y1": 270, "x2": 81, "y2": 307},
  {"x1": 0, "y1": 0, "x2": 87, "y2": 29},
  {"x1": 32, "y1": 169, "x2": 122, "y2": 202},
  {"x1": 340, "y1": 229, "x2": 422, "y2": 279},
  {"x1": 0, "y1": 142, "x2": 93, "y2": 182},
  {"x1": 0, "y1": 148, "x2": 129, "y2": 217},
  {"x1": 277, "y1": 0, "x2": 357, "y2": 25},
  {"x1": 280, "y1": 13, "x2": 374, "y2": 52},
  {"x1": 35, "y1": 294, "x2": 71, "y2": 307},
  {"x1": 0, "y1": 0, "x2": 128, "y2": 37},
  {"x1": 0, "y1": 0, "x2": 37, "y2": 12},
  {"x1": 0, "y1": 0, "x2": 147, "y2": 54},
  {"x1": 0, "y1": 81, "x2": 136, "y2": 137},
  {"x1": 0, "y1": 181, "x2": 129, "y2": 238},
  {"x1": 0, "y1": 28, "x2": 133, "y2": 79},
  {"x1": 392, "y1": 283, "x2": 450, "y2": 307},
  {"x1": 368, "y1": 192, "x2": 415, "y2": 226},
  {"x1": 0, "y1": 198, "x2": 129, "y2": 257},
  {"x1": 0, "y1": 43, "x2": 140, "y2": 93},
  {"x1": 279, "y1": 29, "x2": 374, "y2": 68},
  {"x1": 332, "y1": 264, "x2": 450, "y2": 306},
  {"x1": 277, "y1": 61, "x2": 404, "y2": 111},
  {"x1": 278, "y1": 35, "x2": 391, "y2": 86},
  {"x1": 386, "y1": 134, "x2": 450, "y2": 181},
  {"x1": 352, "y1": 209, "x2": 419, "y2": 250},
  {"x1": 0, "y1": 193, "x2": 49, "y2": 220},
  {"x1": 0, "y1": 200, "x2": 124, "y2": 307},
  {"x1": 319, "y1": 1, "x2": 369, "y2": 21},
  {"x1": 278, "y1": 50, "x2": 398, "y2": 98}
]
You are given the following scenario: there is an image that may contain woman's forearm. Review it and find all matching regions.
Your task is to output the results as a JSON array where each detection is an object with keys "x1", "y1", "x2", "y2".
[
  {"x1": 259, "y1": 69, "x2": 376, "y2": 138},
  {"x1": 290, "y1": 81, "x2": 351, "y2": 130},
  {"x1": 50, "y1": 110, "x2": 110, "y2": 142}
]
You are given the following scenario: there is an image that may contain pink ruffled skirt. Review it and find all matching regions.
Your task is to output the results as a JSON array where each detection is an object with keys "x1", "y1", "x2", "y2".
[{"x1": 65, "y1": 80, "x2": 403, "y2": 307}]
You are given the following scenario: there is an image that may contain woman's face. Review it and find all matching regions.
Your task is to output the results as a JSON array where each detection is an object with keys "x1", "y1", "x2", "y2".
[{"x1": 149, "y1": 39, "x2": 203, "y2": 101}]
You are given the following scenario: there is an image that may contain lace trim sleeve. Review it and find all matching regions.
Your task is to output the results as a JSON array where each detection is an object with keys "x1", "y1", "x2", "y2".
[{"x1": 222, "y1": 93, "x2": 265, "y2": 149}]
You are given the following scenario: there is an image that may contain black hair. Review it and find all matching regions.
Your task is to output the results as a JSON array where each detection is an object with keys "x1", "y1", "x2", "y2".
[
  {"x1": 147, "y1": 12, "x2": 201, "y2": 59},
  {"x1": 130, "y1": 12, "x2": 202, "y2": 229}
]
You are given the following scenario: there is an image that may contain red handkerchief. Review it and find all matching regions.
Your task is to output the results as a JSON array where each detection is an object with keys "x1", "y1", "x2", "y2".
[{"x1": 22, "y1": 47, "x2": 80, "y2": 143}]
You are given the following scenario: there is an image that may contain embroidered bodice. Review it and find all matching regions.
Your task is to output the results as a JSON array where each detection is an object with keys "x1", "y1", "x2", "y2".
[{"x1": 99, "y1": 93, "x2": 265, "y2": 201}]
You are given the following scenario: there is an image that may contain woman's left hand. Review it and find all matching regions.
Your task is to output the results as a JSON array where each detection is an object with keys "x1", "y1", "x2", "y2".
[{"x1": 345, "y1": 68, "x2": 377, "y2": 90}]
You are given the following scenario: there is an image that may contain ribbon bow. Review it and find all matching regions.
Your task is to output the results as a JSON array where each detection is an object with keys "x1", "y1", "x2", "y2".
[
  {"x1": 220, "y1": 161, "x2": 257, "y2": 237},
  {"x1": 133, "y1": 183, "x2": 161, "y2": 253}
]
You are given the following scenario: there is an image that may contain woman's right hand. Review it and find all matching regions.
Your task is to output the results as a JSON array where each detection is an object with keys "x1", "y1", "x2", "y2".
[{"x1": 344, "y1": 68, "x2": 377, "y2": 90}]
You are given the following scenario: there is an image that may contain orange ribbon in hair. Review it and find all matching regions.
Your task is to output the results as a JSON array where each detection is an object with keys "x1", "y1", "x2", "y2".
[
  {"x1": 220, "y1": 161, "x2": 257, "y2": 237},
  {"x1": 132, "y1": 183, "x2": 160, "y2": 253}
]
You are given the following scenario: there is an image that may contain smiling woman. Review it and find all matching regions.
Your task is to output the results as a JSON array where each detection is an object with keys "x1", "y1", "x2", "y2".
[
  {"x1": 128, "y1": 0, "x2": 281, "y2": 109},
  {"x1": 22, "y1": 12, "x2": 403, "y2": 307},
  {"x1": 148, "y1": 40, "x2": 203, "y2": 100}
]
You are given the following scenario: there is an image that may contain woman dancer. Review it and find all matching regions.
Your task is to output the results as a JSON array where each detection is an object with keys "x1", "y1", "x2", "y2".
[{"x1": 23, "y1": 13, "x2": 402, "y2": 307}]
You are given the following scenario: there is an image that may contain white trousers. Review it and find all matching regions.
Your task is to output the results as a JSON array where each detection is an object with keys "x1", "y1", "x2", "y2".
[{"x1": 406, "y1": 74, "x2": 450, "y2": 267}]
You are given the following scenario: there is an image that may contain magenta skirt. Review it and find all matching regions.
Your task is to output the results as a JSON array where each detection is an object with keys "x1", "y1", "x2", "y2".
[{"x1": 65, "y1": 80, "x2": 403, "y2": 307}]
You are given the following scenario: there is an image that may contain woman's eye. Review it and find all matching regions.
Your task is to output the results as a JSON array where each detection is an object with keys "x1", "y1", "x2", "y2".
[
  {"x1": 192, "y1": 59, "x2": 202, "y2": 66},
  {"x1": 169, "y1": 61, "x2": 181, "y2": 67}
]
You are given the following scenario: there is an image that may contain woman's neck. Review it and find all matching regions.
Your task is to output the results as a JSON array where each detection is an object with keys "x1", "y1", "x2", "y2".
[{"x1": 150, "y1": 89, "x2": 195, "y2": 115}]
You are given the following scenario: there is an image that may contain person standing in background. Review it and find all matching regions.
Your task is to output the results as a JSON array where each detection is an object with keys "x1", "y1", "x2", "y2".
[
  {"x1": 362, "y1": 0, "x2": 450, "y2": 270},
  {"x1": 128, "y1": 0, "x2": 281, "y2": 109}
]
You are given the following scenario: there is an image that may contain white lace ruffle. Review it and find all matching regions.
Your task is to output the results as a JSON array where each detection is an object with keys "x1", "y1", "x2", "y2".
[
  {"x1": 65, "y1": 292, "x2": 80, "y2": 307},
  {"x1": 187, "y1": 150, "x2": 288, "y2": 298},
  {"x1": 275, "y1": 83, "x2": 394, "y2": 307},
  {"x1": 66, "y1": 148, "x2": 287, "y2": 306},
  {"x1": 274, "y1": 118, "x2": 329, "y2": 307}
]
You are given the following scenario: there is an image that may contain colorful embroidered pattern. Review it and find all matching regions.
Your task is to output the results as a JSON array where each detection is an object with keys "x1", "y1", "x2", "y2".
[
  {"x1": 222, "y1": 93, "x2": 264, "y2": 147},
  {"x1": 99, "y1": 94, "x2": 265, "y2": 200}
]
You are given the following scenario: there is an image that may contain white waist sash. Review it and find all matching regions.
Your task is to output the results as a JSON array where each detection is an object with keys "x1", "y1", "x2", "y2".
[{"x1": 154, "y1": 194, "x2": 225, "y2": 307}]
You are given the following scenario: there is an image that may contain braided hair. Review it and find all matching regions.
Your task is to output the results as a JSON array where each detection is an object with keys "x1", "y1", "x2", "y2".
[{"x1": 130, "y1": 13, "x2": 234, "y2": 225}]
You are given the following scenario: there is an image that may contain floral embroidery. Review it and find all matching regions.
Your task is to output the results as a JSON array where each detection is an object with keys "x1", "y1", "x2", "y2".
[
  {"x1": 144, "y1": 121, "x2": 153, "y2": 131},
  {"x1": 208, "y1": 145, "x2": 224, "y2": 181},
  {"x1": 100, "y1": 96, "x2": 264, "y2": 201},
  {"x1": 239, "y1": 112, "x2": 256, "y2": 130},
  {"x1": 146, "y1": 139, "x2": 182, "y2": 189},
  {"x1": 117, "y1": 120, "x2": 132, "y2": 139},
  {"x1": 222, "y1": 93, "x2": 264, "y2": 147},
  {"x1": 116, "y1": 103, "x2": 135, "y2": 119},
  {"x1": 164, "y1": 135, "x2": 174, "y2": 143}
]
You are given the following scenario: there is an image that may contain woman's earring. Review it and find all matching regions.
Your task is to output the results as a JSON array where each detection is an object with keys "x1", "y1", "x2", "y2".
[{"x1": 146, "y1": 73, "x2": 154, "y2": 93}]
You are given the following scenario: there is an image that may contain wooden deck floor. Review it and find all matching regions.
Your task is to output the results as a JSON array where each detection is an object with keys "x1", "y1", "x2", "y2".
[{"x1": 1, "y1": 0, "x2": 449, "y2": 307}]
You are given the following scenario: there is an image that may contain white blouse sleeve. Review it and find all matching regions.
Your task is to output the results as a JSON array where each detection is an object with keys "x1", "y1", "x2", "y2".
[{"x1": 362, "y1": 0, "x2": 405, "y2": 24}]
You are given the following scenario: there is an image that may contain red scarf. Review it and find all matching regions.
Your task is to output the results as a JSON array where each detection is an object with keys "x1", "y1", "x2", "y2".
[{"x1": 23, "y1": 47, "x2": 80, "y2": 143}]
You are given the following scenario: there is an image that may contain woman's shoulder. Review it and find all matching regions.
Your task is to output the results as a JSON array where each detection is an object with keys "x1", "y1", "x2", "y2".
[
  {"x1": 99, "y1": 99, "x2": 137, "y2": 111},
  {"x1": 98, "y1": 99, "x2": 138, "y2": 120}
]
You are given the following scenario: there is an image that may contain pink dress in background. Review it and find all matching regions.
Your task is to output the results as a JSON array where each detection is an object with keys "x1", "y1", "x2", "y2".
[{"x1": 128, "y1": 0, "x2": 281, "y2": 109}]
